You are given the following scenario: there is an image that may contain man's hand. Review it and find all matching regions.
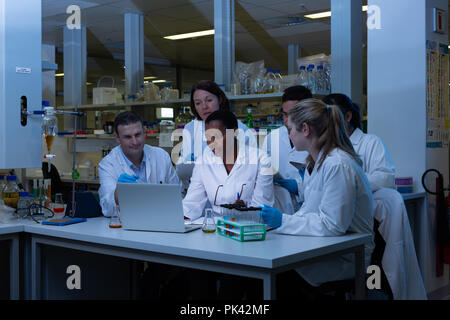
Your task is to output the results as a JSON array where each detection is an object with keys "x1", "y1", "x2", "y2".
[{"x1": 118, "y1": 173, "x2": 138, "y2": 183}]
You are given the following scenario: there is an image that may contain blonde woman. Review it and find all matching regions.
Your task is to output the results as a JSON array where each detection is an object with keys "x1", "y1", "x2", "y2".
[{"x1": 261, "y1": 98, "x2": 374, "y2": 290}]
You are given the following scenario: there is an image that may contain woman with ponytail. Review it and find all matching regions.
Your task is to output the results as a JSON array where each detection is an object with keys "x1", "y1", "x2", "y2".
[
  {"x1": 323, "y1": 93, "x2": 395, "y2": 192},
  {"x1": 261, "y1": 98, "x2": 375, "y2": 289}
]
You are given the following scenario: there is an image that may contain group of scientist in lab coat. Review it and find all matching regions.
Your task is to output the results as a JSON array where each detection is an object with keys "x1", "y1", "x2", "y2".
[{"x1": 98, "y1": 80, "x2": 426, "y2": 300}]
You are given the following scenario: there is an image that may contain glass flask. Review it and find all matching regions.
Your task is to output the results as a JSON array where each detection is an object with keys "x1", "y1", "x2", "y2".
[{"x1": 202, "y1": 208, "x2": 216, "y2": 233}]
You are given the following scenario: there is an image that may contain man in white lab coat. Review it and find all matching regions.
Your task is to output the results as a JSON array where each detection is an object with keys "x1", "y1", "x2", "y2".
[
  {"x1": 262, "y1": 86, "x2": 312, "y2": 214},
  {"x1": 98, "y1": 111, "x2": 180, "y2": 217}
]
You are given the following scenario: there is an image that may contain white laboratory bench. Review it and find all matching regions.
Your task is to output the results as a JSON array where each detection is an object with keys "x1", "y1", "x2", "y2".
[{"x1": 0, "y1": 217, "x2": 371, "y2": 300}]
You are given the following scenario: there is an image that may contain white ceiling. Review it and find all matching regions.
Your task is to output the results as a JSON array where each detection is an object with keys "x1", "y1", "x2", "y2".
[{"x1": 43, "y1": 0, "x2": 336, "y2": 85}]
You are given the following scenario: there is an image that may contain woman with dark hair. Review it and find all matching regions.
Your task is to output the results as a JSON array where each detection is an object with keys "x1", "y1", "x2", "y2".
[
  {"x1": 183, "y1": 109, "x2": 273, "y2": 221},
  {"x1": 323, "y1": 93, "x2": 395, "y2": 192},
  {"x1": 177, "y1": 80, "x2": 254, "y2": 195}
]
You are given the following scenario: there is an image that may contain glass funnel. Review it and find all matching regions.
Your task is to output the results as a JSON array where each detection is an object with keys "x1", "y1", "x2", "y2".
[{"x1": 42, "y1": 107, "x2": 58, "y2": 153}]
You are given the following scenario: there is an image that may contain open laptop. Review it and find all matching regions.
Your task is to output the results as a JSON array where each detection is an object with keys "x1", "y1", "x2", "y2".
[{"x1": 117, "y1": 183, "x2": 201, "y2": 233}]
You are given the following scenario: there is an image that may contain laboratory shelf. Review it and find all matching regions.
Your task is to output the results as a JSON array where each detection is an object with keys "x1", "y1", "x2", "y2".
[
  {"x1": 56, "y1": 99, "x2": 191, "y2": 111},
  {"x1": 64, "y1": 133, "x2": 159, "y2": 139},
  {"x1": 55, "y1": 93, "x2": 287, "y2": 111},
  {"x1": 42, "y1": 60, "x2": 58, "y2": 71}
]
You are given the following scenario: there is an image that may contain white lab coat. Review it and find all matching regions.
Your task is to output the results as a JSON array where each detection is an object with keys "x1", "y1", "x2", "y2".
[
  {"x1": 98, "y1": 145, "x2": 180, "y2": 217},
  {"x1": 373, "y1": 188, "x2": 427, "y2": 300},
  {"x1": 350, "y1": 129, "x2": 425, "y2": 298},
  {"x1": 177, "y1": 119, "x2": 256, "y2": 195},
  {"x1": 275, "y1": 148, "x2": 375, "y2": 286},
  {"x1": 182, "y1": 146, "x2": 274, "y2": 220},
  {"x1": 350, "y1": 128, "x2": 396, "y2": 192},
  {"x1": 262, "y1": 126, "x2": 308, "y2": 214}
]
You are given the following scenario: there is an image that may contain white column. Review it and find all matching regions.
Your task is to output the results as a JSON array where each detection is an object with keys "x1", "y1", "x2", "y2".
[
  {"x1": 288, "y1": 44, "x2": 301, "y2": 75},
  {"x1": 331, "y1": 0, "x2": 363, "y2": 106},
  {"x1": 63, "y1": 26, "x2": 87, "y2": 107},
  {"x1": 124, "y1": 13, "x2": 144, "y2": 98},
  {"x1": 214, "y1": 0, "x2": 235, "y2": 91}
]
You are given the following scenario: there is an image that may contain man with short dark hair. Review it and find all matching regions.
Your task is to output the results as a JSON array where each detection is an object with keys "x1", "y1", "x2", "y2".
[
  {"x1": 98, "y1": 111, "x2": 179, "y2": 217},
  {"x1": 262, "y1": 86, "x2": 312, "y2": 214}
]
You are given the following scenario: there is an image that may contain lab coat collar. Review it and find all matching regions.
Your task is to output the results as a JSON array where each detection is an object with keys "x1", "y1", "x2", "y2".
[
  {"x1": 202, "y1": 142, "x2": 249, "y2": 178},
  {"x1": 119, "y1": 145, "x2": 146, "y2": 169},
  {"x1": 119, "y1": 145, "x2": 150, "y2": 179},
  {"x1": 350, "y1": 128, "x2": 364, "y2": 146}
]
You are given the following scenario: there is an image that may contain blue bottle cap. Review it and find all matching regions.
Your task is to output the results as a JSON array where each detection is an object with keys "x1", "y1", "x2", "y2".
[
  {"x1": 317, "y1": 66, "x2": 324, "y2": 70},
  {"x1": 275, "y1": 69, "x2": 280, "y2": 73},
  {"x1": 19, "y1": 192, "x2": 29, "y2": 197},
  {"x1": 165, "y1": 83, "x2": 171, "y2": 87},
  {"x1": 42, "y1": 101, "x2": 50, "y2": 107},
  {"x1": 6, "y1": 175, "x2": 16, "y2": 181},
  {"x1": 299, "y1": 66, "x2": 306, "y2": 70}
]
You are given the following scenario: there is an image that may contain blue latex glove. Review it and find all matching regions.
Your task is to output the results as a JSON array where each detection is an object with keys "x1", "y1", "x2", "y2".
[
  {"x1": 260, "y1": 205, "x2": 282, "y2": 229},
  {"x1": 298, "y1": 167, "x2": 306, "y2": 181},
  {"x1": 118, "y1": 173, "x2": 138, "y2": 183},
  {"x1": 274, "y1": 179, "x2": 298, "y2": 194}
]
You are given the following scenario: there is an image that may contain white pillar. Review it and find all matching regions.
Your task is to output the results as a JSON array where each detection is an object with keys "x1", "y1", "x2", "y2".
[
  {"x1": 124, "y1": 13, "x2": 144, "y2": 98},
  {"x1": 214, "y1": 0, "x2": 235, "y2": 91},
  {"x1": 331, "y1": 0, "x2": 363, "y2": 106},
  {"x1": 288, "y1": 44, "x2": 301, "y2": 75},
  {"x1": 63, "y1": 26, "x2": 87, "y2": 107}
]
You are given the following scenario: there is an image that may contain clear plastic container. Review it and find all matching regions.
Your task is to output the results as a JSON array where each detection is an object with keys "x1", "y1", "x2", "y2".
[
  {"x1": 161, "y1": 83, "x2": 172, "y2": 101},
  {"x1": 252, "y1": 69, "x2": 266, "y2": 94},
  {"x1": 296, "y1": 66, "x2": 307, "y2": 87},
  {"x1": 2, "y1": 175, "x2": 20, "y2": 208},
  {"x1": 264, "y1": 69, "x2": 276, "y2": 93},
  {"x1": 239, "y1": 70, "x2": 251, "y2": 95},
  {"x1": 306, "y1": 64, "x2": 316, "y2": 93},
  {"x1": 274, "y1": 69, "x2": 282, "y2": 92},
  {"x1": 315, "y1": 66, "x2": 325, "y2": 94},
  {"x1": 17, "y1": 192, "x2": 33, "y2": 219}
]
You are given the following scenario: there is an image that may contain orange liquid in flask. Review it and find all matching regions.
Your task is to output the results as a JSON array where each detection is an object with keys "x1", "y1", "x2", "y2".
[{"x1": 44, "y1": 135, "x2": 55, "y2": 153}]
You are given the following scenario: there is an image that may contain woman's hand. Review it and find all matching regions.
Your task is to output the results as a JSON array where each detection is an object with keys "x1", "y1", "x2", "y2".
[{"x1": 260, "y1": 205, "x2": 282, "y2": 228}]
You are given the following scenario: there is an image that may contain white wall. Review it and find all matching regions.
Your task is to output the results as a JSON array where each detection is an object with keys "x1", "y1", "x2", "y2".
[{"x1": 368, "y1": 0, "x2": 449, "y2": 294}]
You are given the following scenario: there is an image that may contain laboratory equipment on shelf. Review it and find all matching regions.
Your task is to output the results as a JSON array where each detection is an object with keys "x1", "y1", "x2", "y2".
[
  {"x1": 296, "y1": 66, "x2": 308, "y2": 87},
  {"x1": 161, "y1": 83, "x2": 172, "y2": 101},
  {"x1": 21, "y1": 104, "x2": 85, "y2": 218},
  {"x1": 306, "y1": 64, "x2": 316, "y2": 92},
  {"x1": 265, "y1": 69, "x2": 277, "y2": 93},
  {"x1": 246, "y1": 108, "x2": 254, "y2": 128},
  {"x1": 274, "y1": 70, "x2": 283, "y2": 92}
]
